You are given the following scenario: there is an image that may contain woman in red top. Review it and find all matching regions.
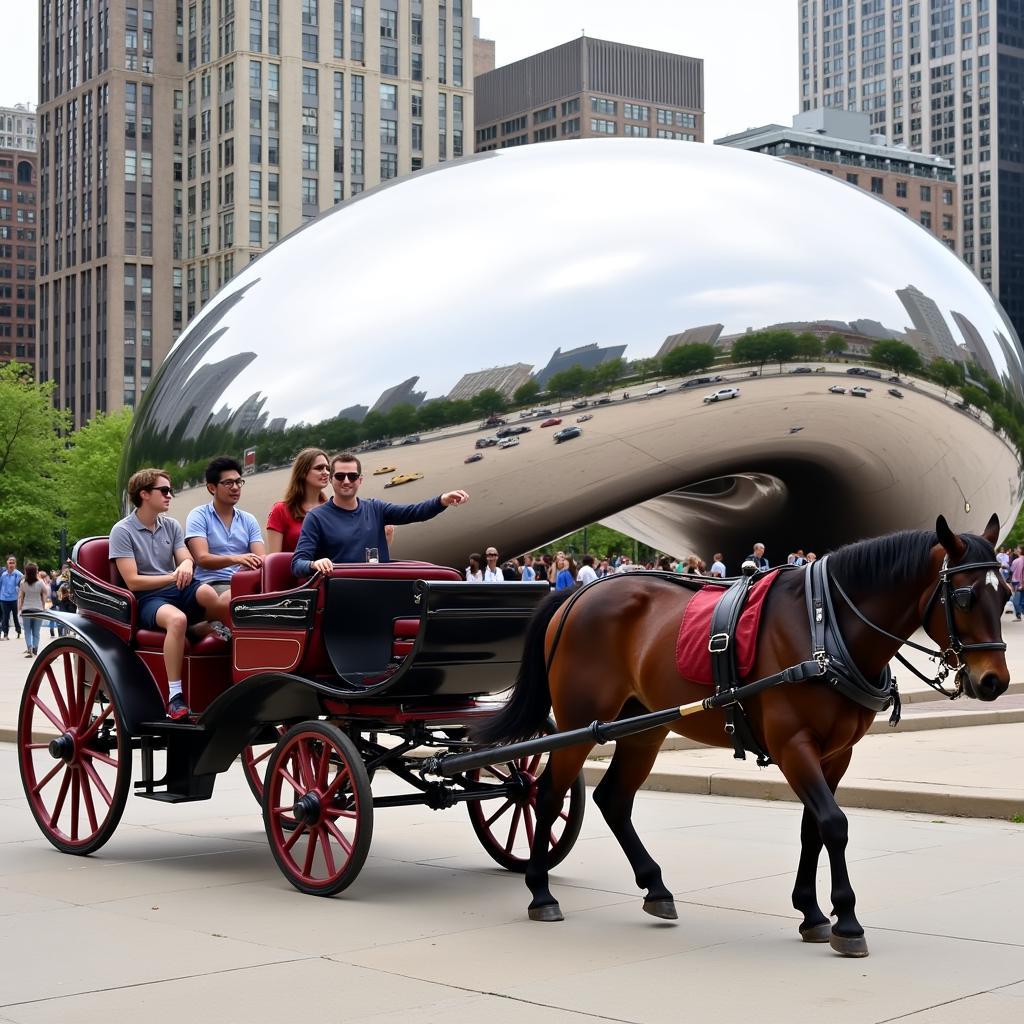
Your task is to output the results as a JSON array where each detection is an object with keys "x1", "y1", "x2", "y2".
[{"x1": 266, "y1": 448, "x2": 330, "y2": 553}]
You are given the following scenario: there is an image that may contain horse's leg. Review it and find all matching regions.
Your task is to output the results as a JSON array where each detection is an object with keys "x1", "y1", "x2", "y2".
[
  {"x1": 791, "y1": 747, "x2": 852, "y2": 943},
  {"x1": 777, "y1": 742, "x2": 867, "y2": 957},
  {"x1": 592, "y1": 727, "x2": 677, "y2": 920},
  {"x1": 525, "y1": 743, "x2": 592, "y2": 922}
]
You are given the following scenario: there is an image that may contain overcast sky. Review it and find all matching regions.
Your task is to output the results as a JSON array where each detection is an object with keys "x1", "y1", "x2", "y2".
[{"x1": 0, "y1": 2, "x2": 796, "y2": 138}]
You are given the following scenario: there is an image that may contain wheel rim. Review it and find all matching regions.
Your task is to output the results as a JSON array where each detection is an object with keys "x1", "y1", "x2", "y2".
[
  {"x1": 468, "y1": 749, "x2": 583, "y2": 868},
  {"x1": 264, "y1": 726, "x2": 369, "y2": 893},
  {"x1": 19, "y1": 643, "x2": 128, "y2": 852},
  {"x1": 241, "y1": 725, "x2": 287, "y2": 805}
]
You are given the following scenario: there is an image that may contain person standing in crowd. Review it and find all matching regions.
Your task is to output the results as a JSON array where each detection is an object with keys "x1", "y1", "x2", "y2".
[
  {"x1": 54, "y1": 579, "x2": 75, "y2": 636},
  {"x1": 502, "y1": 558, "x2": 521, "y2": 581},
  {"x1": 1, "y1": 555, "x2": 23, "y2": 641},
  {"x1": 1011, "y1": 546, "x2": 1024, "y2": 621},
  {"x1": 17, "y1": 563, "x2": 49, "y2": 657},
  {"x1": 615, "y1": 555, "x2": 633, "y2": 573},
  {"x1": 520, "y1": 553, "x2": 537, "y2": 582},
  {"x1": 745, "y1": 542, "x2": 769, "y2": 570},
  {"x1": 266, "y1": 448, "x2": 330, "y2": 553},
  {"x1": 805, "y1": 551, "x2": 817, "y2": 563},
  {"x1": 554, "y1": 552, "x2": 577, "y2": 590},
  {"x1": 597, "y1": 557, "x2": 612, "y2": 577},
  {"x1": 482, "y1": 547, "x2": 505, "y2": 582},
  {"x1": 465, "y1": 552, "x2": 483, "y2": 581},
  {"x1": 657, "y1": 556, "x2": 674, "y2": 572},
  {"x1": 46, "y1": 569, "x2": 61, "y2": 637},
  {"x1": 576, "y1": 554, "x2": 598, "y2": 585},
  {"x1": 997, "y1": 546, "x2": 1011, "y2": 583},
  {"x1": 709, "y1": 552, "x2": 727, "y2": 578}
]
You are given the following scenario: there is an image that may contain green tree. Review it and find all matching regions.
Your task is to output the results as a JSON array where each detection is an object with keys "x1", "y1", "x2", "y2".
[
  {"x1": 764, "y1": 330, "x2": 799, "y2": 373},
  {"x1": 661, "y1": 343, "x2": 717, "y2": 377},
  {"x1": 587, "y1": 357, "x2": 625, "y2": 394},
  {"x1": 869, "y1": 339, "x2": 924, "y2": 375},
  {"x1": 0, "y1": 363, "x2": 70, "y2": 563},
  {"x1": 928, "y1": 357, "x2": 962, "y2": 397},
  {"x1": 60, "y1": 409, "x2": 133, "y2": 543},
  {"x1": 546, "y1": 365, "x2": 588, "y2": 398},
  {"x1": 825, "y1": 332, "x2": 847, "y2": 357},
  {"x1": 469, "y1": 388, "x2": 508, "y2": 418},
  {"x1": 630, "y1": 357, "x2": 662, "y2": 384},
  {"x1": 513, "y1": 378, "x2": 540, "y2": 406},
  {"x1": 958, "y1": 384, "x2": 990, "y2": 412},
  {"x1": 730, "y1": 334, "x2": 771, "y2": 374},
  {"x1": 795, "y1": 332, "x2": 824, "y2": 360}
]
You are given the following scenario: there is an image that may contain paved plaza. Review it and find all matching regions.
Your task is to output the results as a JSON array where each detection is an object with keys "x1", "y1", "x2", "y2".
[{"x1": 1, "y1": 625, "x2": 1023, "y2": 1022}]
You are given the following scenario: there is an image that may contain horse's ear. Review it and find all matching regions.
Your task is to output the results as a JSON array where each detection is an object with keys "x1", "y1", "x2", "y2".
[
  {"x1": 983, "y1": 513, "x2": 1000, "y2": 545},
  {"x1": 936, "y1": 515, "x2": 966, "y2": 559}
]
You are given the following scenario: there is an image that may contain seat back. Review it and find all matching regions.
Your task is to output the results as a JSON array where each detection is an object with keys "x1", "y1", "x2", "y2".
[
  {"x1": 74, "y1": 536, "x2": 121, "y2": 585},
  {"x1": 262, "y1": 551, "x2": 298, "y2": 593}
]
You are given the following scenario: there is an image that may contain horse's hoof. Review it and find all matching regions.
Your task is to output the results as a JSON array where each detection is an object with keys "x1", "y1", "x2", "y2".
[
  {"x1": 528, "y1": 903, "x2": 564, "y2": 922},
  {"x1": 643, "y1": 899, "x2": 678, "y2": 921},
  {"x1": 830, "y1": 931, "x2": 869, "y2": 957},
  {"x1": 799, "y1": 922, "x2": 832, "y2": 943}
]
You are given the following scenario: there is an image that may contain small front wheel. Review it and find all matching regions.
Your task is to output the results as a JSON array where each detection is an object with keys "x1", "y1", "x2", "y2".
[{"x1": 263, "y1": 721, "x2": 373, "y2": 896}]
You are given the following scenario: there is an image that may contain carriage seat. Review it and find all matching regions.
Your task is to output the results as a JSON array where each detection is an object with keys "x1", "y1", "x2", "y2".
[{"x1": 73, "y1": 536, "x2": 227, "y2": 655}]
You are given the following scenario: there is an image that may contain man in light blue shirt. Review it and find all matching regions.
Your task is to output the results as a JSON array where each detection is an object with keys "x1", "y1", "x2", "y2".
[
  {"x1": 1, "y1": 555, "x2": 24, "y2": 640},
  {"x1": 185, "y1": 456, "x2": 265, "y2": 607}
]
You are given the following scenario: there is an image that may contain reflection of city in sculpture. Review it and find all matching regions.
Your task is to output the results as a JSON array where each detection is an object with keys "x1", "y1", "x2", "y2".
[{"x1": 123, "y1": 141, "x2": 1024, "y2": 566}]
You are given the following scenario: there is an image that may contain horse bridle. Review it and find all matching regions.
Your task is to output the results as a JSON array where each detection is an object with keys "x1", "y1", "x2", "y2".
[{"x1": 829, "y1": 556, "x2": 1008, "y2": 699}]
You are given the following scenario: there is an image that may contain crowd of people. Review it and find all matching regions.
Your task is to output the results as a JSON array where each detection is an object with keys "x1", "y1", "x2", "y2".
[{"x1": 0, "y1": 556, "x2": 76, "y2": 656}]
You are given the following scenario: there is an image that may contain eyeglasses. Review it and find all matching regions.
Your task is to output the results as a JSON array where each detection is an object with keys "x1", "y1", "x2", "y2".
[
  {"x1": 311, "y1": 464, "x2": 330, "y2": 473},
  {"x1": 333, "y1": 471, "x2": 361, "y2": 482},
  {"x1": 218, "y1": 478, "x2": 245, "y2": 488},
  {"x1": 149, "y1": 486, "x2": 174, "y2": 497},
  {"x1": 486, "y1": 551, "x2": 498, "y2": 557}
]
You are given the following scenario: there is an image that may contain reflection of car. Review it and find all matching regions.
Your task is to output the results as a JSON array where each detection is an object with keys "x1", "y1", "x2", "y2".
[
  {"x1": 850, "y1": 386, "x2": 869, "y2": 397},
  {"x1": 361, "y1": 439, "x2": 390, "y2": 452},
  {"x1": 540, "y1": 417, "x2": 562, "y2": 427},
  {"x1": 384, "y1": 472, "x2": 424, "y2": 487},
  {"x1": 680, "y1": 375, "x2": 723, "y2": 389},
  {"x1": 789, "y1": 366, "x2": 812, "y2": 374},
  {"x1": 828, "y1": 385, "x2": 847, "y2": 394},
  {"x1": 595, "y1": 396, "x2": 612, "y2": 404},
  {"x1": 572, "y1": 399, "x2": 588, "y2": 409},
  {"x1": 576, "y1": 413, "x2": 593, "y2": 423},
  {"x1": 888, "y1": 388, "x2": 904, "y2": 399},
  {"x1": 554, "y1": 426, "x2": 582, "y2": 443},
  {"x1": 372, "y1": 465, "x2": 397, "y2": 475},
  {"x1": 703, "y1": 387, "x2": 741, "y2": 404},
  {"x1": 399, "y1": 435, "x2": 421, "y2": 445},
  {"x1": 497, "y1": 436, "x2": 520, "y2": 449},
  {"x1": 464, "y1": 453, "x2": 484, "y2": 463},
  {"x1": 887, "y1": 376, "x2": 904, "y2": 384},
  {"x1": 534, "y1": 408, "x2": 554, "y2": 417},
  {"x1": 496, "y1": 425, "x2": 531, "y2": 437},
  {"x1": 475, "y1": 436, "x2": 498, "y2": 449},
  {"x1": 645, "y1": 385, "x2": 667, "y2": 396}
]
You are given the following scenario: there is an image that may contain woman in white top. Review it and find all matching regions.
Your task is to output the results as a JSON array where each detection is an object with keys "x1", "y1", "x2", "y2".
[
  {"x1": 17, "y1": 562, "x2": 49, "y2": 657},
  {"x1": 465, "y1": 552, "x2": 483, "y2": 582}
]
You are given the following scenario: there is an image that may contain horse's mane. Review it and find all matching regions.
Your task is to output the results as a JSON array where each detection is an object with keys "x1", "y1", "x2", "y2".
[{"x1": 828, "y1": 528, "x2": 995, "y2": 590}]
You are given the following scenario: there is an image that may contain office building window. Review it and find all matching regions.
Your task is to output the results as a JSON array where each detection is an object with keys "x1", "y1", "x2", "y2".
[
  {"x1": 302, "y1": 177, "x2": 318, "y2": 205},
  {"x1": 303, "y1": 68, "x2": 318, "y2": 96},
  {"x1": 249, "y1": 212, "x2": 261, "y2": 245},
  {"x1": 590, "y1": 119, "x2": 615, "y2": 135},
  {"x1": 380, "y1": 83, "x2": 397, "y2": 110}
]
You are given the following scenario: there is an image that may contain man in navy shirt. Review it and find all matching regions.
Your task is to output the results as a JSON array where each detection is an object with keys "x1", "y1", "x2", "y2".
[{"x1": 291, "y1": 451, "x2": 469, "y2": 577}]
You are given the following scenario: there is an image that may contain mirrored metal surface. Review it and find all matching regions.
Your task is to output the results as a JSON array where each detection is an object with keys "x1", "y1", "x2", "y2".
[{"x1": 125, "y1": 139, "x2": 1024, "y2": 565}]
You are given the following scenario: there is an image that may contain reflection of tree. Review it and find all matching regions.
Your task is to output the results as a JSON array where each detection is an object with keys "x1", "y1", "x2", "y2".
[{"x1": 869, "y1": 340, "x2": 923, "y2": 375}]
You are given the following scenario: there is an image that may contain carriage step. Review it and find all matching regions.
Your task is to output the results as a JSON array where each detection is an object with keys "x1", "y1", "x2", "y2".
[
  {"x1": 134, "y1": 789, "x2": 214, "y2": 804},
  {"x1": 138, "y1": 719, "x2": 209, "y2": 734}
]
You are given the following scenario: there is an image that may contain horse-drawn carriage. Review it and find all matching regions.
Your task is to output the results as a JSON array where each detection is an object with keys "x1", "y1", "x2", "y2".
[{"x1": 17, "y1": 538, "x2": 585, "y2": 895}]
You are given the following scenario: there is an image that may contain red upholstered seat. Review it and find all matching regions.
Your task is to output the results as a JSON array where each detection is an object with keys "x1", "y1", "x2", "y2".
[
  {"x1": 231, "y1": 567, "x2": 262, "y2": 598},
  {"x1": 262, "y1": 551, "x2": 298, "y2": 593},
  {"x1": 134, "y1": 629, "x2": 228, "y2": 655},
  {"x1": 76, "y1": 535, "x2": 124, "y2": 586}
]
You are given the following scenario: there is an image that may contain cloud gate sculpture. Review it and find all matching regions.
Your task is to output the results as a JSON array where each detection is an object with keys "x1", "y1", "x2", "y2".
[{"x1": 124, "y1": 139, "x2": 1024, "y2": 566}]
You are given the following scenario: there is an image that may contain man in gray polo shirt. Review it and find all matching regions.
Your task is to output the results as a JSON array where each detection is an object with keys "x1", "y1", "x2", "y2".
[{"x1": 109, "y1": 467, "x2": 229, "y2": 720}]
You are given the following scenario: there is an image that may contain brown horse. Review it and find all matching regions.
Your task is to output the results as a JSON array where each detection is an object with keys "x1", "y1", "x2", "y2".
[{"x1": 476, "y1": 515, "x2": 1010, "y2": 956}]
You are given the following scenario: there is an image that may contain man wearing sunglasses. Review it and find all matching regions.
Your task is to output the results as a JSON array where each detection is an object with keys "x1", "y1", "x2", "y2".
[
  {"x1": 292, "y1": 452, "x2": 469, "y2": 577},
  {"x1": 185, "y1": 456, "x2": 265, "y2": 603},
  {"x1": 109, "y1": 468, "x2": 231, "y2": 719}
]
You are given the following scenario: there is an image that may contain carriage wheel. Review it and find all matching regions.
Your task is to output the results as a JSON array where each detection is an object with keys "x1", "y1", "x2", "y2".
[
  {"x1": 240, "y1": 724, "x2": 287, "y2": 807},
  {"x1": 263, "y1": 721, "x2": 373, "y2": 896},
  {"x1": 467, "y1": 722, "x2": 586, "y2": 872},
  {"x1": 18, "y1": 638, "x2": 131, "y2": 856}
]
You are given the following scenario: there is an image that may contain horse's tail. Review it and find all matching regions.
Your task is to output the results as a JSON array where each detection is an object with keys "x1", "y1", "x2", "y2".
[{"x1": 473, "y1": 587, "x2": 576, "y2": 745}]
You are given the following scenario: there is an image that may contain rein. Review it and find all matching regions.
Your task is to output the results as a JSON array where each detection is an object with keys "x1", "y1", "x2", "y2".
[{"x1": 827, "y1": 557, "x2": 1007, "y2": 700}]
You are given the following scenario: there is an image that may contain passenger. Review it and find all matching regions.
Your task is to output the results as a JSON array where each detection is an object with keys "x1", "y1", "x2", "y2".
[
  {"x1": 185, "y1": 457, "x2": 265, "y2": 607},
  {"x1": 265, "y1": 448, "x2": 330, "y2": 554},
  {"x1": 110, "y1": 468, "x2": 230, "y2": 720},
  {"x1": 292, "y1": 451, "x2": 469, "y2": 577},
  {"x1": 483, "y1": 547, "x2": 505, "y2": 582},
  {"x1": 465, "y1": 552, "x2": 483, "y2": 581}
]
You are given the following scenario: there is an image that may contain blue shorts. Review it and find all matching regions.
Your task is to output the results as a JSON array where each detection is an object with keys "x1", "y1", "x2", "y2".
[{"x1": 137, "y1": 581, "x2": 206, "y2": 630}]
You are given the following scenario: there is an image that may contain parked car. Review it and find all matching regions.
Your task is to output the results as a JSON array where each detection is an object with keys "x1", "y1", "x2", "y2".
[
  {"x1": 576, "y1": 413, "x2": 593, "y2": 423},
  {"x1": 888, "y1": 388, "x2": 904, "y2": 399},
  {"x1": 372, "y1": 465, "x2": 397, "y2": 475},
  {"x1": 361, "y1": 439, "x2": 390, "y2": 452},
  {"x1": 464, "y1": 452, "x2": 484, "y2": 464},
  {"x1": 481, "y1": 416, "x2": 506, "y2": 429},
  {"x1": 571, "y1": 399, "x2": 588, "y2": 409},
  {"x1": 850, "y1": 386, "x2": 870, "y2": 397},
  {"x1": 497, "y1": 436, "x2": 520, "y2": 449},
  {"x1": 680, "y1": 375, "x2": 724, "y2": 389},
  {"x1": 496, "y1": 425, "x2": 531, "y2": 438},
  {"x1": 535, "y1": 408, "x2": 554, "y2": 417},
  {"x1": 400, "y1": 435, "x2": 421, "y2": 445},
  {"x1": 475, "y1": 436, "x2": 499, "y2": 449},
  {"x1": 828, "y1": 385, "x2": 847, "y2": 394},
  {"x1": 789, "y1": 366, "x2": 812, "y2": 374},
  {"x1": 887, "y1": 376, "x2": 904, "y2": 384},
  {"x1": 703, "y1": 387, "x2": 741, "y2": 404},
  {"x1": 554, "y1": 426, "x2": 582, "y2": 443},
  {"x1": 645, "y1": 385, "x2": 667, "y2": 396},
  {"x1": 540, "y1": 417, "x2": 562, "y2": 427},
  {"x1": 595, "y1": 396, "x2": 612, "y2": 404},
  {"x1": 384, "y1": 472, "x2": 424, "y2": 487}
]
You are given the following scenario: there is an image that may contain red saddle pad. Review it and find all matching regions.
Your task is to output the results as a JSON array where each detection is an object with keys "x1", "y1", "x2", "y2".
[{"x1": 675, "y1": 570, "x2": 782, "y2": 685}]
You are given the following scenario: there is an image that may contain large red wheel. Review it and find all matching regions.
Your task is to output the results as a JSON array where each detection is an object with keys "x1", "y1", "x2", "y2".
[
  {"x1": 467, "y1": 730, "x2": 586, "y2": 872},
  {"x1": 240, "y1": 724, "x2": 287, "y2": 807},
  {"x1": 18, "y1": 639, "x2": 131, "y2": 855},
  {"x1": 263, "y1": 721, "x2": 373, "y2": 896}
]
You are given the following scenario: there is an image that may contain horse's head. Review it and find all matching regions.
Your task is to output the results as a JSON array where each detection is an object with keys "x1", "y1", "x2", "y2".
[{"x1": 925, "y1": 514, "x2": 1010, "y2": 701}]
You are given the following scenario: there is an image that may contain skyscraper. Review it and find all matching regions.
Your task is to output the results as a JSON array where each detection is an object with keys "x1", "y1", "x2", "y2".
[
  {"x1": 39, "y1": 1, "x2": 473, "y2": 427},
  {"x1": 799, "y1": 0, "x2": 1023, "y2": 337}
]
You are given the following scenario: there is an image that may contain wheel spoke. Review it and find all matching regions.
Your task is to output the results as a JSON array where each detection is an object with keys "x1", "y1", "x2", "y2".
[
  {"x1": 302, "y1": 828, "x2": 317, "y2": 876},
  {"x1": 74, "y1": 657, "x2": 87, "y2": 726},
  {"x1": 322, "y1": 765, "x2": 351, "y2": 802},
  {"x1": 484, "y1": 798, "x2": 514, "y2": 828},
  {"x1": 504, "y1": 804, "x2": 523, "y2": 853},
  {"x1": 481, "y1": 764, "x2": 511, "y2": 782},
  {"x1": 315, "y1": 744, "x2": 331, "y2": 790},
  {"x1": 318, "y1": 827, "x2": 337, "y2": 876},
  {"x1": 76, "y1": 673, "x2": 101, "y2": 732},
  {"x1": 557, "y1": 808, "x2": 571, "y2": 823},
  {"x1": 30, "y1": 693, "x2": 66, "y2": 733},
  {"x1": 296, "y1": 739, "x2": 316, "y2": 789},
  {"x1": 62, "y1": 651, "x2": 78, "y2": 725},
  {"x1": 282, "y1": 822, "x2": 307, "y2": 853},
  {"x1": 277, "y1": 766, "x2": 303, "y2": 794},
  {"x1": 549, "y1": 828, "x2": 559, "y2": 848},
  {"x1": 526, "y1": 753, "x2": 543, "y2": 775},
  {"x1": 83, "y1": 748, "x2": 118, "y2": 769},
  {"x1": 44, "y1": 667, "x2": 71, "y2": 727},
  {"x1": 48, "y1": 768, "x2": 71, "y2": 828},
  {"x1": 70, "y1": 771, "x2": 81, "y2": 841},
  {"x1": 77, "y1": 703, "x2": 113, "y2": 744},
  {"x1": 249, "y1": 746, "x2": 274, "y2": 768},
  {"x1": 79, "y1": 771, "x2": 99, "y2": 834},
  {"x1": 32, "y1": 759, "x2": 64, "y2": 796},
  {"x1": 524, "y1": 804, "x2": 535, "y2": 847},
  {"x1": 323, "y1": 817, "x2": 354, "y2": 855},
  {"x1": 80, "y1": 757, "x2": 113, "y2": 807}
]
